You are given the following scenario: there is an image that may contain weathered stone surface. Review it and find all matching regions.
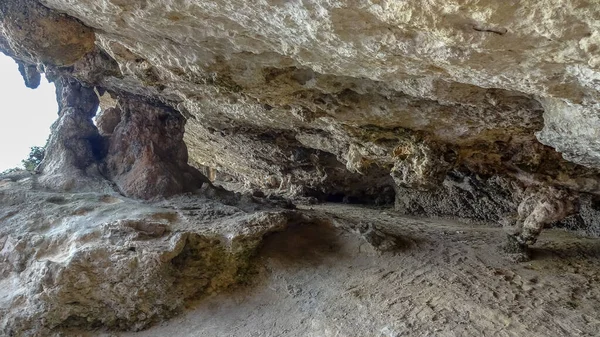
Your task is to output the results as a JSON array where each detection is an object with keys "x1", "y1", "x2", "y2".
[
  {"x1": 37, "y1": 77, "x2": 113, "y2": 193},
  {"x1": 186, "y1": 121, "x2": 395, "y2": 202},
  {"x1": 0, "y1": 178, "x2": 300, "y2": 336},
  {"x1": 0, "y1": 0, "x2": 598, "y2": 234},
  {"x1": 556, "y1": 193, "x2": 600, "y2": 237},
  {"x1": 15, "y1": 0, "x2": 595, "y2": 206},
  {"x1": 504, "y1": 186, "x2": 579, "y2": 246},
  {"x1": 95, "y1": 107, "x2": 121, "y2": 136},
  {"x1": 0, "y1": 1, "x2": 598, "y2": 233},
  {"x1": 390, "y1": 140, "x2": 455, "y2": 191},
  {"x1": 537, "y1": 98, "x2": 600, "y2": 168},
  {"x1": 119, "y1": 204, "x2": 600, "y2": 337},
  {"x1": 0, "y1": 0, "x2": 95, "y2": 66},
  {"x1": 3, "y1": 1, "x2": 600, "y2": 335},
  {"x1": 395, "y1": 171, "x2": 524, "y2": 223},
  {"x1": 35, "y1": 74, "x2": 207, "y2": 199},
  {"x1": 101, "y1": 93, "x2": 208, "y2": 199},
  {"x1": 16, "y1": 62, "x2": 41, "y2": 89}
]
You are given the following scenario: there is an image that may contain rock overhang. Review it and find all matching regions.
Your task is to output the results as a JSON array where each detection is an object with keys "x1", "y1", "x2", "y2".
[
  {"x1": 1, "y1": 0, "x2": 600, "y2": 262},
  {"x1": 3, "y1": 1, "x2": 600, "y2": 335}
]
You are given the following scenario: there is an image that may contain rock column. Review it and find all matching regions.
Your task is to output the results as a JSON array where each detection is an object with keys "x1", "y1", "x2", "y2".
[{"x1": 38, "y1": 77, "x2": 113, "y2": 192}]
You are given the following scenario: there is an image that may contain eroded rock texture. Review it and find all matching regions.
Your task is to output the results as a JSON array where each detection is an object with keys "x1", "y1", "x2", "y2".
[
  {"x1": 37, "y1": 77, "x2": 112, "y2": 193},
  {"x1": 2, "y1": 0, "x2": 600, "y2": 334},
  {"x1": 0, "y1": 0, "x2": 599, "y2": 245},
  {"x1": 11, "y1": 0, "x2": 596, "y2": 207},
  {"x1": 35, "y1": 76, "x2": 207, "y2": 199},
  {"x1": 101, "y1": 93, "x2": 208, "y2": 199},
  {"x1": 0, "y1": 176, "x2": 302, "y2": 336},
  {"x1": 0, "y1": 0, "x2": 95, "y2": 66},
  {"x1": 505, "y1": 187, "x2": 579, "y2": 247}
]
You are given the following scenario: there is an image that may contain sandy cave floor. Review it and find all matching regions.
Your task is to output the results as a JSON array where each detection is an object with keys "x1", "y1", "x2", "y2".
[{"x1": 74, "y1": 204, "x2": 600, "y2": 337}]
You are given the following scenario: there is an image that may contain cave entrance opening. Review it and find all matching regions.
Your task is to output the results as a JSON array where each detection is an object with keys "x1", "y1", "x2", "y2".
[{"x1": 0, "y1": 53, "x2": 57, "y2": 172}]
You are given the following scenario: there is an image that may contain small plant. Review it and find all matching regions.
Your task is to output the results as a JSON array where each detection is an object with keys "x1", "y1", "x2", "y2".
[
  {"x1": 0, "y1": 167, "x2": 21, "y2": 175},
  {"x1": 22, "y1": 146, "x2": 45, "y2": 171}
]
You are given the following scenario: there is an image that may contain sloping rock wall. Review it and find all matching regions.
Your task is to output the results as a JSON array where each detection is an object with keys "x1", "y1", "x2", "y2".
[{"x1": 0, "y1": 176, "x2": 304, "y2": 336}]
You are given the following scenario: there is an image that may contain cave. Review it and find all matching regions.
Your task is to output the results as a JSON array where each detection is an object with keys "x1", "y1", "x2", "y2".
[{"x1": 1, "y1": 1, "x2": 600, "y2": 336}]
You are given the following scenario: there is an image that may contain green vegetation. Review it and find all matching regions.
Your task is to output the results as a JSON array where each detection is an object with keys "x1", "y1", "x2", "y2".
[
  {"x1": 1, "y1": 145, "x2": 46, "y2": 175},
  {"x1": 22, "y1": 146, "x2": 45, "y2": 171}
]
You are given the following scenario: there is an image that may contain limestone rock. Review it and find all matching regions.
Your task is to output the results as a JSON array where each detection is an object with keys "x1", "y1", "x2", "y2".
[
  {"x1": 0, "y1": 178, "x2": 299, "y2": 336},
  {"x1": 390, "y1": 140, "x2": 456, "y2": 191},
  {"x1": 0, "y1": 0, "x2": 597, "y2": 235},
  {"x1": 395, "y1": 171, "x2": 524, "y2": 223},
  {"x1": 101, "y1": 93, "x2": 208, "y2": 199},
  {"x1": 555, "y1": 193, "x2": 600, "y2": 237},
  {"x1": 95, "y1": 107, "x2": 121, "y2": 136},
  {"x1": 0, "y1": 0, "x2": 95, "y2": 66},
  {"x1": 536, "y1": 98, "x2": 600, "y2": 168},
  {"x1": 37, "y1": 77, "x2": 113, "y2": 193},
  {"x1": 504, "y1": 186, "x2": 579, "y2": 246},
  {"x1": 18, "y1": 0, "x2": 597, "y2": 207},
  {"x1": 3, "y1": 2, "x2": 600, "y2": 334},
  {"x1": 0, "y1": 2, "x2": 599, "y2": 229},
  {"x1": 16, "y1": 62, "x2": 41, "y2": 89}
]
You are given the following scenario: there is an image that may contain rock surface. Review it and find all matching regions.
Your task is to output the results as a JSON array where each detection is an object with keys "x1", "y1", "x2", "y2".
[
  {"x1": 2, "y1": 0, "x2": 600, "y2": 335},
  {"x1": 37, "y1": 77, "x2": 113, "y2": 193},
  {"x1": 119, "y1": 204, "x2": 600, "y2": 337},
  {"x1": 394, "y1": 171, "x2": 523, "y2": 223},
  {"x1": 9, "y1": 0, "x2": 595, "y2": 215},
  {"x1": 506, "y1": 186, "x2": 579, "y2": 247},
  {"x1": 0, "y1": 0, "x2": 95, "y2": 66},
  {"x1": 2, "y1": 1, "x2": 599, "y2": 199},
  {"x1": 0, "y1": 175, "x2": 303, "y2": 336},
  {"x1": 2, "y1": 201, "x2": 598, "y2": 337},
  {"x1": 100, "y1": 92, "x2": 208, "y2": 199}
]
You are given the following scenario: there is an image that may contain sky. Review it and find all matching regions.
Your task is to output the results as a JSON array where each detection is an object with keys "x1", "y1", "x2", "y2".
[{"x1": 0, "y1": 54, "x2": 57, "y2": 172}]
